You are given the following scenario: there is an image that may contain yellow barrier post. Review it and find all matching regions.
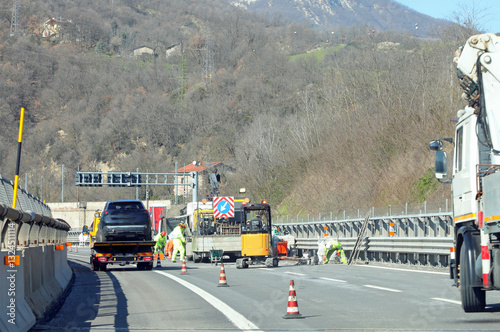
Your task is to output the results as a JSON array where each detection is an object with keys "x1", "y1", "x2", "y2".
[{"x1": 12, "y1": 107, "x2": 25, "y2": 209}]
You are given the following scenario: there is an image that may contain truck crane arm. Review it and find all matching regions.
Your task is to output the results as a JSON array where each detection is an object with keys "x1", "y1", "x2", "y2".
[{"x1": 455, "y1": 34, "x2": 500, "y2": 154}]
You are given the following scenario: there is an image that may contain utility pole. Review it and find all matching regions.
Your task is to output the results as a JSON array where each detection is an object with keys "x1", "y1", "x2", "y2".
[
  {"x1": 178, "y1": 41, "x2": 187, "y2": 101},
  {"x1": 202, "y1": 27, "x2": 215, "y2": 85},
  {"x1": 10, "y1": 0, "x2": 20, "y2": 37}
]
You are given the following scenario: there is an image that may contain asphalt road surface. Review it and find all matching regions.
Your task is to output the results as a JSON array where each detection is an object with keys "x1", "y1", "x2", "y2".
[{"x1": 31, "y1": 248, "x2": 500, "y2": 331}]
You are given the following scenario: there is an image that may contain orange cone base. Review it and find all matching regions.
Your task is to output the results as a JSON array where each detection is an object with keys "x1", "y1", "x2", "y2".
[{"x1": 283, "y1": 313, "x2": 303, "y2": 319}]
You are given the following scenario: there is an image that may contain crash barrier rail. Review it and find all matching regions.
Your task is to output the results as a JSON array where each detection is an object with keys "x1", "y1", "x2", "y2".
[
  {"x1": 276, "y1": 212, "x2": 454, "y2": 267},
  {"x1": 0, "y1": 202, "x2": 72, "y2": 332},
  {"x1": 295, "y1": 237, "x2": 453, "y2": 267},
  {"x1": 0, "y1": 174, "x2": 52, "y2": 217},
  {"x1": 67, "y1": 229, "x2": 82, "y2": 244},
  {"x1": 275, "y1": 200, "x2": 451, "y2": 224}
]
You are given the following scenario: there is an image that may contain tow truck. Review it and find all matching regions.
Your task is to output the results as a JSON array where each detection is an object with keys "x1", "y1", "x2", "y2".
[
  {"x1": 430, "y1": 33, "x2": 500, "y2": 311},
  {"x1": 89, "y1": 201, "x2": 155, "y2": 271}
]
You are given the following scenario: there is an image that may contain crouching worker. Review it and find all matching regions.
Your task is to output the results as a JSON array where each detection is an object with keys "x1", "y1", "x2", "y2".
[
  {"x1": 323, "y1": 240, "x2": 347, "y2": 264},
  {"x1": 171, "y1": 223, "x2": 187, "y2": 263},
  {"x1": 154, "y1": 231, "x2": 167, "y2": 267}
]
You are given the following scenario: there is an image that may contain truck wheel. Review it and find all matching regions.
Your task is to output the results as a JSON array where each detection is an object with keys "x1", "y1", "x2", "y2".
[
  {"x1": 236, "y1": 258, "x2": 243, "y2": 269},
  {"x1": 99, "y1": 263, "x2": 107, "y2": 271},
  {"x1": 460, "y1": 244, "x2": 486, "y2": 312},
  {"x1": 92, "y1": 259, "x2": 99, "y2": 271},
  {"x1": 145, "y1": 262, "x2": 153, "y2": 270},
  {"x1": 193, "y1": 252, "x2": 202, "y2": 263},
  {"x1": 265, "y1": 258, "x2": 274, "y2": 268}
]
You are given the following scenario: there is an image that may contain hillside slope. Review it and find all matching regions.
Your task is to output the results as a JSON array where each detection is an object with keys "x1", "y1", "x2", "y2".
[
  {"x1": 0, "y1": 0, "x2": 461, "y2": 216},
  {"x1": 224, "y1": 0, "x2": 446, "y2": 37}
]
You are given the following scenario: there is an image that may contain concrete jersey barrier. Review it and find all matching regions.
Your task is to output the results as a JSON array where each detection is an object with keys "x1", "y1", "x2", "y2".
[{"x1": 0, "y1": 202, "x2": 72, "y2": 332}]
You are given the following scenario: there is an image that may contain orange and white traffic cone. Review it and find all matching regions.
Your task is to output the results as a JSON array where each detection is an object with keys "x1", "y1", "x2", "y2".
[
  {"x1": 69, "y1": 245, "x2": 72, "y2": 252},
  {"x1": 283, "y1": 280, "x2": 303, "y2": 319},
  {"x1": 217, "y1": 263, "x2": 229, "y2": 287},
  {"x1": 181, "y1": 258, "x2": 187, "y2": 274},
  {"x1": 75, "y1": 246, "x2": 78, "y2": 253}
]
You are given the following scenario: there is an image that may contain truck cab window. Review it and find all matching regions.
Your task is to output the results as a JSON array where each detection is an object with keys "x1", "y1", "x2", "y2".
[{"x1": 455, "y1": 126, "x2": 463, "y2": 173}]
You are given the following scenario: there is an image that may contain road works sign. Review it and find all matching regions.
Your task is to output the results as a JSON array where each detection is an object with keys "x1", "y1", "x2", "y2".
[{"x1": 214, "y1": 196, "x2": 234, "y2": 218}]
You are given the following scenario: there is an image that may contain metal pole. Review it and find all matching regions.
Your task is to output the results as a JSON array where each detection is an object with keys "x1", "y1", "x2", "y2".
[
  {"x1": 174, "y1": 162, "x2": 178, "y2": 205},
  {"x1": 61, "y1": 164, "x2": 65, "y2": 202},
  {"x1": 12, "y1": 107, "x2": 25, "y2": 209},
  {"x1": 136, "y1": 168, "x2": 139, "y2": 200}
]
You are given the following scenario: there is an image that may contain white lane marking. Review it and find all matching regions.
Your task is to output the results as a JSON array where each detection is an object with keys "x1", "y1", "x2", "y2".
[
  {"x1": 284, "y1": 272, "x2": 306, "y2": 276},
  {"x1": 154, "y1": 271, "x2": 262, "y2": 332},
  {"x1": 364, "y1": 284, "x2": 402, "y2": 293},
  {"x1": 432, "y1": 297, "x2": 461, "y2": 305},
  {"x1": 319, "y1": 277, "x2": 347, "y2": 283},
  {"x1": 356, "y1": 264, "x2": 448, "y2": 276}
]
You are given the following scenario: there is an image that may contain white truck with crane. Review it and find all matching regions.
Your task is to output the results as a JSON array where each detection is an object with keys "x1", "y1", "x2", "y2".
[{"x1": 430, "y1": 33, "x2": 500, "y2": 312}]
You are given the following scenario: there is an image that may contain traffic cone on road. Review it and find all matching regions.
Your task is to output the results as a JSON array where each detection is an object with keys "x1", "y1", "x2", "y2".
[
  {"x1": 283, "y1": 280, "x2": 303, "y2": 319},
  {"x1": 75, "y1": 246, "x2": 78, "y2": 253},
  {"x1": 69, "y1": 245, "x2": 72, "y2": 252},
  {"x1": 181, "y1": 258, "x2": 187, "y2": 274},
  {"x1": 217, "y1": 263, "x2": 229, "y2": 287}
]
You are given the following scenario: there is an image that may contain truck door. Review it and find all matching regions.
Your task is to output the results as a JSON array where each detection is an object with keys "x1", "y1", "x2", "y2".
[{"x1": 452, "y1": 114, "x2": 478, "y2": 223}]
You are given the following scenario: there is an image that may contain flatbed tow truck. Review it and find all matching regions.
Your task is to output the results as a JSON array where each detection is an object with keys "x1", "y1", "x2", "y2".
[
  {"x1": 89, "y1": 201, "x2": 155, "y2": 271},
  {"x1": 90, "y1": 240, "x2": 155, "y2": 271}
]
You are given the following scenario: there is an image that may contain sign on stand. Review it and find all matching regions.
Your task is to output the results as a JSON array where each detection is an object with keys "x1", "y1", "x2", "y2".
[{"x1": 214, "y1": 196, "x2": 235, "y2": 218}]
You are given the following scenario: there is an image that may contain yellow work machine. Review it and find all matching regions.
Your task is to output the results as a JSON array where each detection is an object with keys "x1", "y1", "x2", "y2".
[{"x1": 236, "y1": 201, "x2": 278, "y2": 268}]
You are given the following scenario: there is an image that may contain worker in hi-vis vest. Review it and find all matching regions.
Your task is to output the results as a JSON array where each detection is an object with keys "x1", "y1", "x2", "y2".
[
  {"x1": 323, "y1": 240, "x2": 347, "y2": 264},
  {"x1": 171, "y1": 223, "x2": 186, "y2": 263},
  {"x1": 154, "y1": 231, "x2": 167, "y2": 267}
]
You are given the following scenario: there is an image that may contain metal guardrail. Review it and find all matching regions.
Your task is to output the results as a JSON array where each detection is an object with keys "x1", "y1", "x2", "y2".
[
  {"x1": 279, "y1": 213, "x2": 454, "y2": 267},
  {"x1": 0, "y1": 202, "x2": 70, "y2": 250},
  {"x1": 294, "y1": 237, "x2": 452, "y2": 267},
  {"x1": 0, "y1": 174, "x2": 52, "y2": 217}
]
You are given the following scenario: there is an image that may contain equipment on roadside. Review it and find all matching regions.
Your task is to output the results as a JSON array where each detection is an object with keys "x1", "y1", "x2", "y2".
[
  {"x1": 236, "y1": 201, "x2": 279, "y2": 269},
  {"x1": 430, "y1": 33, "x2": 500, "y2": 312}
]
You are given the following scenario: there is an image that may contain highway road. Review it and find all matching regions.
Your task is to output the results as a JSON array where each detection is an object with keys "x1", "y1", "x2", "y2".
[{"x1": 32, "y1": 248, "x2": 500, "y2": 331}]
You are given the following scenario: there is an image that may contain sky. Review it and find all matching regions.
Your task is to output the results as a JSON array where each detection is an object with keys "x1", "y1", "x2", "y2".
[{"x1": 394, "y1": 0, "x2": 500, "y2": 33}]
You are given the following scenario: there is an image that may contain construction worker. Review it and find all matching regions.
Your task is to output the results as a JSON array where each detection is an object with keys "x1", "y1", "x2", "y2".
[
  {"x1": 323, "y1": 239, "x2": 347, "y2": 264},
  {"x1": 171, "y1": 223, "x2": 186, "y2": 263},
  {"x1": 166, "y1": 238, "x2": 174, "y2": 259},
  {"x1": 154, "y1": 231, "x2": 167, "y2": 267}
]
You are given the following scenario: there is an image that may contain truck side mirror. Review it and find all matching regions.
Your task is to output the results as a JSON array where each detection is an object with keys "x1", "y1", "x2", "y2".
[
  {"x1": 434, "y1": 151, "x2": 447, "y2": 179},
  {"x1": 429, "y1": 140, "x2": 443, "y2": 151}
]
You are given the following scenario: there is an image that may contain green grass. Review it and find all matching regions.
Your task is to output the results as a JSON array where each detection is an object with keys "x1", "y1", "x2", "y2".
[{"x1": 290, "y1": 44, "x2": 346, "y2": 62}]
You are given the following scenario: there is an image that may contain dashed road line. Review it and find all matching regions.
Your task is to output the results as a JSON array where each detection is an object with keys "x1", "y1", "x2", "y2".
[
  {"x1": 364, "y1": 284, "x2": 403, "y2": 292},
  {"x1": 284, "y1": 272, "x2": 306, "y2": 276},
  {"x1": 319, "y1": 277, "x2": 347, "y2": 283},
  {"x1": 356, "y1": 264, "x2": 448, "y2": 275},
  {"x1": 432, "y1": 297, "x2": 461, "y2": 305}
]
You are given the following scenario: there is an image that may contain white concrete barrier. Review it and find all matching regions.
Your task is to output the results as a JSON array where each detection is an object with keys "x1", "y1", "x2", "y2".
[
  {"x1": 0, "y1": 250, "x2": 36, "y2": 332},
  {"x1": 1, "y1": 203, "x2": 72, "y2": 332}
]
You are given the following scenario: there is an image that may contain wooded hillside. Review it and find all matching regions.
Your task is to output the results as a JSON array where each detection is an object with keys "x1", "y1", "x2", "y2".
[{"x1": 0, "y1": 0, "x2": 480, "y2": 216}]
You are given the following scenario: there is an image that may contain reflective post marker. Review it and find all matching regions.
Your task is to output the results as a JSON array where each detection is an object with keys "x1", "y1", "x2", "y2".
[{"x1": 12, "y1": 107, "x2": 25, "y2": 209}]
